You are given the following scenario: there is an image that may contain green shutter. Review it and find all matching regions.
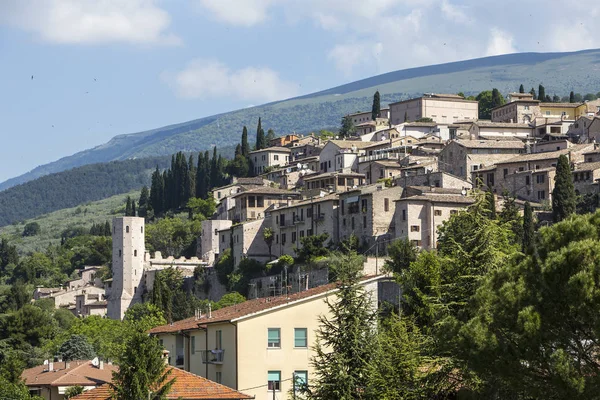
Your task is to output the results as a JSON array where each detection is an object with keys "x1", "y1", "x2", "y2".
[
  {"x1": 294, "y1": 328, "x2": 307, "y2": 347},
  {"x1": 268, "y1": 328, "x2": 280, "y2": 346}
]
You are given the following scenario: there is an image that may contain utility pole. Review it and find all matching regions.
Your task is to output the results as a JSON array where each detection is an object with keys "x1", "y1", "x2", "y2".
[{"x1": 292, "y1": 372, "x2": 297, "y2": 400}]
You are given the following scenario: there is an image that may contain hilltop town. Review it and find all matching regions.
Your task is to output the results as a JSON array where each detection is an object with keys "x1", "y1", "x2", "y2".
[{"x1": 5, "y1": 88, "x2": 600, "y2": 400}]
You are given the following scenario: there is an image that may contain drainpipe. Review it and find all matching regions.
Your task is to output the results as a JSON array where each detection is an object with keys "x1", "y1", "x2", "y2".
[{"x1": 228, "y1": 321, "x2": 238, "y2": 389}]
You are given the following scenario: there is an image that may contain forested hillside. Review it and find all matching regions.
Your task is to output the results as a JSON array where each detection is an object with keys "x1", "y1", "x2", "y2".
[
  {"x1": 0, "y1": 157, "x2": 171, "y2": 227},
  {"x1": 3, "y1": 49, "x2": 600, "y2": 190}
]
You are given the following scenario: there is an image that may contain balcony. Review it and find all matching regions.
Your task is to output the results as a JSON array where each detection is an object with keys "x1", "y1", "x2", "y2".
[
  {"x1": 175, "y1": 355, "x2": 184, "y2": 367},
  {"x1": 200, "y1": 349, "x2": 225, "y2": 364}
]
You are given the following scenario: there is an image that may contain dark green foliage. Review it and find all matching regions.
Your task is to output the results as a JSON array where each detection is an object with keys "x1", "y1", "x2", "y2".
[
  {"x1": 415, "y1": 117, "x2": 434, "y2": 122},
  {"x1": 584, "y1": 93, "x2": 598, "y2": 101},
  {"x1": 241, "y1": 126, "x2": 250, "y2": 157},
  {"x1": 22, "y1": 222, "x2": 40, "y2": 237},
  {"x1": 385, "y1": 238, "x2": 418, "y2": 274},
  {"x1": 149, "y1": 267, "x2": 204, "y2": 322},
  {"x1": 553, "y1": 94, "x2": 560, "y2": 102},
  {"x1": 371, "y1": 90, "x2": 381, "y2": 120},
  {"x1": 215, "y1": 292, "x2": 245, "y2": 309},
  {"x1": 266, "y1": 128, "x2": 276, "y2": 143},
  {"x1": 538, "y1": 84, "x2": 546, "y2": 102},
  {"x1": 195, "y1": 151, "x2": 210, "y2": 200},
  {"x1": 0, "y1": 238, "x2": 18, "y2": 271},
  {"x1": 294, "y1": 234, "x2": 330, "y2": 263},
  {"x1": 186, "y1": 197, "x2": 216, "y2": 221},
  {"x1": 110, "y1": 330, "x2": 175, "y2": 400},
  {"x1": 262, "y1": 227, "x2": 274, "y2": 260},
  {"x1": 255, "y1": 117, "x2": 266, "y2": 150},
  {"x1": 498, "y1": 194, "x2": 523, "y2": 246},
  {"x1": 214, "y1": 249, "x2": 234, "y2": 285},
  {"x1": 145, "y1": 217, "x2": 201, "y2": 259},
  {"x1": 131, "y1": 200, "x2": 136, "y2": 217},
  {"x1": 307, "y1": 252, "x2": 376, "y2": 399},
  {"x1": 476, "y1": 90, "x2": 495, "y2": 119},
  {"x1": 570, "y1": 91, "x2": 575, "y2": 103},
  {"x1": 59, "y1": 334, "x2": 96, "y2": 361},
  {"x1": 519, "y1": 84, "x2": 524, "y2": 93},
  {"x1": 89, "y1": 221, "x2": 111, "y2": 236},
  {"x1": 64, "y1": 386, "x2": 84, "y2": 399},
  {"x1": 522, "y1": 201, "x2": 534, "y2": 253},
  {"x1": 491, "y1": 88, "x2": 505, "y2": 109},
  {"x1": 125, "y1": 196, "x2": 132, "y2": 216},
  {"x1": 0, "y1": 156, "x2": 170, "y2": 227},
  {"x1": 530, "y1": 87, "x2": 536, "y2": 99},
  {"x1": 486, "y1": 188, "x2": 496, "y2": 219},
  {"x1": 339, "y1": 115, "x2": 355, "y2": 138},
  {"x1": 552, "y1": 154, "x2": 576, "y2": 222}
]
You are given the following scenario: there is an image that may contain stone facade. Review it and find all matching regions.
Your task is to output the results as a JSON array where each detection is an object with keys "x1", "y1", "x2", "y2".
[
  {"x1": 200, "y1": 220, "x2": 233, "y2": 265},
  {"x1": 231, "y1": 219, "x2": 272, "y2": 268},
  {"x1": 389, "y1": 94, "x2": 478, "y2": 125}
]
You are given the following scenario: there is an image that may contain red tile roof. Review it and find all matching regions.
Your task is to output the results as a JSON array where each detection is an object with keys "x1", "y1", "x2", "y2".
[
  {"x1": 149, "y1": 275, "x2": 384, "y2": 335},
  {"x1": 22, "y1": 360, "x2": 117, "y2": 387},
  {"x1": 71, "y1": 367, "x2": 252, "y2": 400}
]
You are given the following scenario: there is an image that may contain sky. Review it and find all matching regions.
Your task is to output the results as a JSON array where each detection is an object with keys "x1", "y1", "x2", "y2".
[{"x1": 1, "y1": 0, "x2": 599, "y2": 183}]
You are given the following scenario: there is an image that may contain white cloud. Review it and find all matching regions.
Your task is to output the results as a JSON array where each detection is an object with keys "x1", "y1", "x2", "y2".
[
  {"x1": 196, "y1": 0, "x2": 279, "y2": 26},
  {"x1": 440, "y1": 0, "x2": 468, "y2": 23},
  {"x1": 0, "y1": 0, "x2": 179, "y2": 45},
  {"x1": 165, "y1": 59, "x2": 299, "y2": 102},
  {"x1": 486, "y1": 28, "x2": 516, "y2": 56}
]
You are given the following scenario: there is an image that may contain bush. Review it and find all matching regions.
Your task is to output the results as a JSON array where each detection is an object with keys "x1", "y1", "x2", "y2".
[{"x1": 22, "y1": 222, "x2": 40, "y2": 237}]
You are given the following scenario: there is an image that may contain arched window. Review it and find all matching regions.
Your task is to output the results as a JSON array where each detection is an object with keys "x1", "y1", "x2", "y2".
[
  {"x1": 134, "y1": 250, "x2": 137, "y2": 257},
  {"x1": 126, "y1": 226, "x2": 129, "y2": 233}
]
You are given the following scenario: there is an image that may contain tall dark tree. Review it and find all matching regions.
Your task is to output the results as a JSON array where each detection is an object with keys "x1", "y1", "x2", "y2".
[
  {"x1": 552, "y1": 94, "x2": 560, "y2": 103},
  {"x1": 241, "y1": 126, "x2": 250, "y2": 156},
  {"x1": 186, "y1": 154, "x2": 195, "y2": 203},
  {"x1": 491, "y1": 88, "x2": 505, "y2": 109},
  {"x1": 266, "y1": 128, "x2": 276, "y2": 143},
  {"x1": 371, "y1": 90, "x2": 381, "y2": 120},
  {"x1": 339, "y1": 115, "x2": 355, "y2": 138},
  {"x1": 195, "y1": 152, "x2": 209, "y2": 199},
  {"x1": 519, "y1": 84, "x2": 525, "y2": 93},
  {"x1": 150, "y1": 167, "x2": 164, "y2": 215},
  {"x1": 104, "y1": 221, "x2": 111, "y2": 236},
  {"x1": 131, "y1": 201, "x2": 136, "y2": 217},
  {"x1": 522, "y1": 201, "x2": 534, "y2": 253},
  {"x1": 138, "y1": 186, "x2": 150, "y2": 218},
  {"x1": 125, "y1": 196, "x2": 132, "y2": 216},
  {"x1": 538, "y1": 84, "x2": 546, "y2": 103},
  {"x1": 59, "y1": 334, "x2": 96, "y2": 361},
  {"x1": 486, "y1": 188, "x2": 496, "y2": 220},
  {"x1": 0, "y1": 238, "x2": 19, "y2": 270},
  {"x1": 552, "y1": 154, "x2": 576, "y2": 222},
  {"x1": 255, "y1": 118, "x2": 266, "y2": 150},
  {"x1": 210, "y1": 147, "x2": 219, "y2": 189},
  {"x1": 530, "y1": 87, "x2": 537, "y2": 100},
  {"x1": 569, "y1": 91, "x2": 575, "y2": 103}
]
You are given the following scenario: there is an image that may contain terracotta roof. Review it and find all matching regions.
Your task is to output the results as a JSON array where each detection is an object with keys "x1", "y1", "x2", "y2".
[
  {"x1": 451, "y1": 139, "x2": 525, "y2": 149},
  {"x1": 149, "y1": 276, "x2": 384, "y2": 335},
  {"x1": 496, "y1": 145, "x2": 593, "y2": 164},
  {"x1": 22, "y1": 360, "x2": 117, "y2": 387},
  {"x1": 71, "y1": 367, "x2": 252, "y2": 400},
  {"x1": 398, "y1": 194, "x2": 476, "y2": 205},
  {"x1": 249, "y1": 146, "x2": 291, "y2": 154},
  {"x1": 231, "y1": 186, "x2": 300, "y2": 198}
]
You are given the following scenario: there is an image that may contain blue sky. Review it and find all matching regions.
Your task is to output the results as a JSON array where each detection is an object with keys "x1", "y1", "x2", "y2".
[{"x1": 1, "y1": 0, "x2": 598, "y2": 183}]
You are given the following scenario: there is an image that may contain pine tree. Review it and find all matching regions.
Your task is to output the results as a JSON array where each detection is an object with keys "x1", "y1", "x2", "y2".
[
  {"x1": 371, "y1": 90, "x2": 381, "y2": 120},
  {"x1": 530, "y1": 88, "x2": 536, "y2": 100},
  {"x1": 491, "y1": 88, "x2": 505, "y2": 109},
  {"x1": 138, "y1": 186, "x2": 150, "y2": 218},
  {"x1": 307, "y1": 252, "x2": 377, "y2": 399},
  {"x1": 266, "y1": 128, "x2": 276, "y2": 143},
  {"x1": 125, "y1": 196, "x2": 132, "y2": 216},
  {"x1": 339, "y1": 115, "x2": 355, "y2": 138},
  {"x1": 538, "y1": 84, "x2": 546, "y2": 103},
  {"x1": 519, "y1": 84, "x2": 525, "y2": 93},
  {"x1": 255, "y1": 118, "x2": 266, "y2": 150},
  {"x1": 486, "y1": 188, "x2": 496, "y2": 219},
  {"x1": 570, "y1": 91, "x2": 575, "y2": 103},
  {"x1": 131, "y1": 201, "x2": 136, "y2": 217},
  {"x1": 522, "y1": 201, "x2": 534, "y2": 253},
  {"x1": 552, "y1": 154, "x2": 576, "y2": 222},
  {"x1": 241, "y1": 126, "x2": 250, "y2": 156}
]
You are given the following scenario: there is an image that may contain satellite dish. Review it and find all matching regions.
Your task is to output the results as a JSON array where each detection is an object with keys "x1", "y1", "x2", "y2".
[
  {"x1": 43, "y1": 360, "x2": 49, "y2": 365},
  {"x1": 92, "y1": 357, "x2": 99, "y2": 366},
  {"x1": 296, "y1": 163, "x2": 302, "y2": 169}
]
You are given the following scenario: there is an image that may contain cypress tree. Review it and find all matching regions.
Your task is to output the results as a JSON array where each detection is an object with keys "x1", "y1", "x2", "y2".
[
  {"x1": 150, "y1": 167, "x2": 162, "y2": 215},
  {"x1": 162, "y1": 170, "x2": 170, "y2": 211},
  {"x1": 538, "y1": 84, "x2": 546, "y2": 103},
  {"x1": 569, "y1": 91, "x2": 575, "y2": 103},
  {"x1": 519, "y1": 84, "x2": 525, "y2": 93},
  {"x1": 522, "y1": 201, "x2": 534, "y2": 253},
  {"x1": 195, "y1": 152, "x2": 205, "y2": 199},
  {"x1": 552, "y1": 154, "x2": 576, "y2": 222},
  {"x1": 486, "y1": 188, "x2": 496, "y2": 220},
  {"x1": 210, "y1": 147, "x2": 218, "y2": 189},
  {"x1": 255, "y1": 118, "x2": 266, "y2": 150},
  {"x1": 104, "y1": 221, "x2": 111, "y2": 236},
  {"x1": 404, "y1": 111, "x2": 408, "y2": 122},
  {"x1": 186, "y1": 154, "x2": 195, "y2": 203},
  {"x1": 530, "y1": 88, "x2": 536, "y2": 100},
  {"x1": 266, "y1": 128, "x2": 276, "y2": 143},
  {"x1": 138, "y1": 186, "x2": 150, "y2": 218},
  {"x1": 241, "y1": 126, "x2": 250, "y2": 156},
  {"x1": 131, "y1": 200, "x2": 136, "y2": 217},
  {"x1": 491, "y1": 88, "x2": 505, "y2": 109},
  {"x1": 371, "y1": 90, "x2": 381, "y2": 120},
  {"x1": 234, "y1": 144, "x2": 242, "y2": 157},
  {"x1": 125, "y1": 197, "x2": 132, "y2": 216}
]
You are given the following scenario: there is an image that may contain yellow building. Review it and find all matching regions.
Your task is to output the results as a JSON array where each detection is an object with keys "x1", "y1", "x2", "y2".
[
  {"x1": 539, "y1": 102, "x2": 587, "y2": 120},
  {"x1": 149, "y1": 275, "x2": 391, "y2": 400}
]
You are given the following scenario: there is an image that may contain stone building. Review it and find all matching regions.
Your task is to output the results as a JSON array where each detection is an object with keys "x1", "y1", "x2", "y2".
[{"x1": 389, "y1": 93, "x2": 478, "y2": 125}]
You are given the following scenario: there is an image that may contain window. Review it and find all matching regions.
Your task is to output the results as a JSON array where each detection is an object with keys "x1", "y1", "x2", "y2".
[
  {"x1": 536, "y1": 175, "x2": 545, "y2": 184},
  {"x1": 216, "y1": 330, "x2": 222, "y2": 349},
  {"x1": 294, "y1": 371, "x2": 308, "y2": 391},
  {"x1": 274, "y1": 155, "x2": 279, "y2": 161},
  {"x1": 384, "y1": 198, "x2": 389, "y2": 212},
  {"x1": 361, "y1": 199, "x2": 367, "y2": 212},
  {"x1": 118, "y1": 249, "x2": 122, "y2": 257},
  {"x1": 526, "y1": 176, "x2": 530, "y2": 185},
  {"x1": 341, "y1": 200, "x2": 345, "y2": 215},
  {"x1": 411, "y1": 225, "x2": 420, "y2": 232},
  {"x1": 222, "y1": 234, "x2": 225, "y2": 243},
  {"x1": 191, "y1": 336, "x2": 195, "y2": 354},
  {"x1": 249, "y1": 196, "x2": 256, "y2": 207},
  {"x1": 546, "y1": 111, "x2": 551, "y2": 115},
  {"x1": 307, "y1": 229, "x2": 313, "y2": 236},
  {"x1": 363, "y1": 216, "x2": 367, "y2": 226},
  {"x1": 307, "y1": 207, "x2": 313, "y2": 218},
  {"x1": 282, "y1": 233, "x2": 287, "y2": 244},
  {"x1": 159, "y1": 339, "x2": 163, "y2": 346},
  {"x1": 503, "y1": 168, "x2": 508, "y2": 177},
  {"x1": 126, "y1": 226, "x2": 129, "y2": 233},
  {"x1": 434, "y1": 210, "x2": 442, "y2": 216},
  {"x1": 537, "y1": 190, "x2": 546, "y2": 200},
  {"x1": 343, "y1": 218, "x2": 346, "y2": 226},
  {"x1": 268, "y1": 328, "x2": 281, "y2": 348},
  {"x1": 292, "y1": 231, "x2": 297, "y2": 243},
  {"x1": 300, "y1": 230, "x2": 305, "y2": 238},
  {"x1": 410, "y1": 240, "x2": 422, "y2": 246},
  {"x1": 402, "y1": 209, "x2": 406, "y2": 221},
  {"x1": 351, "y1": 217, "x2": 355, "y2": 230},
  {"x1": 268, "y1": 371, "x2": 281, "y2": 391},
  {"x1": 216, "y1": 371, "x2": 222, "y2": 384},
  {"x1": 134, "y1": 250, "x2": 137, "y2": 257},
  {"x1": 450, "y1": 210, "x2": 458, "y2": 215},
  {"x1": 294, "y1": 328, "x2": 307, "y2": 347}
]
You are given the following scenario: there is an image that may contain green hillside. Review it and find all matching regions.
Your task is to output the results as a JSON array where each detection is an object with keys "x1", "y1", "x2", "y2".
[
  {"x1": 0, "y1": 191, "x2": 137, "y2": 254},
  {"x1": 2, "y1": 49, "x2": 599, "y2": 192}
]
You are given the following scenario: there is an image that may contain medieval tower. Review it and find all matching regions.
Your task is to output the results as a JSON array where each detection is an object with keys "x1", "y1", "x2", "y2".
[{"x1": 107, "y1": 217, "x2": 145, "y2": 320}]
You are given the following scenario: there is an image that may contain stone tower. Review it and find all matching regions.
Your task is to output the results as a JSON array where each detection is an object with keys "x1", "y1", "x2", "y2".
[{"x1": 107, "y1": 217, "x2": 145, "y2": 320}]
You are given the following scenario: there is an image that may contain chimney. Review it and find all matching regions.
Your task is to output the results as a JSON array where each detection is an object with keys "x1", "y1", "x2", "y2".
[
  {"x1": 99, "y1": 360, "x2": 104, "y2": 370},
  {"x1": 48, "y1": 362, "x2": 54, "y2": 372},
  {"x1": 208, "y1": 303, "x2": 212, "y2": 319},
  {"x1": 65, "y1": 361, "x2": 70, "y2": 369}
]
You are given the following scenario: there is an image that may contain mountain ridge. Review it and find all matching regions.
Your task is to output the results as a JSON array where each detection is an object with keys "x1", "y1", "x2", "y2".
[{"x1": 2, "y1": 48, "x2": 600, "y2": 191}]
